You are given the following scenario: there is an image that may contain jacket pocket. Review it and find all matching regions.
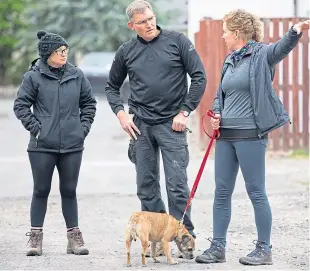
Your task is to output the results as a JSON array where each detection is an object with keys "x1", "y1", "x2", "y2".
[
  {"x1": 78, "y1": 119, "x2": 87, "y2": 139},
  {"x1": 270, "y1": 91, "x2": 290, "y2": 124},
  {"x1": 256, "y1": 94, "x2": 279, "y2": 131},
  {"x1": 35, "y1": 128, "x2": 41, "y2": 147},
  {"x1": 61, "y1": 116, "x2": 85, "y2": 149},
  {"x1": 36, "y1": 116, "x2": 58, "y2": 149},
  {"x1": 268, "y1": 94, "x2": 279, "y2": 121}
]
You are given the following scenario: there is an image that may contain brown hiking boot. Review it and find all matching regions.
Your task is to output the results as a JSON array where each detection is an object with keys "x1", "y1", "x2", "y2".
[
  {"x1": 26, "y1": 230, "x2": 43, "y2": 256},
  {"x1": 67, "y1": 228, "x2": 89, "y2": 255},
  {"x1": 145, "y1": 242, "x2": 165, "y2": 257}
]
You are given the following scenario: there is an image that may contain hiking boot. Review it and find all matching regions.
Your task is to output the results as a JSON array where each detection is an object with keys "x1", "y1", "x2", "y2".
[
  {"x1": 195, "y1": 238, "x2": 226, "y2": 263},
  {"x1": 67, "y1": 228, "x2": 89, "y2": 255},
  {"x1": 145, "y1": 242, "x2": 164, "y2": 257},
  {"x1": 239, "y1": 240, "x2": 273, "y2": 265},
  {"x1": 26, "y1": 230, "x2": 43, "y2": 256}
]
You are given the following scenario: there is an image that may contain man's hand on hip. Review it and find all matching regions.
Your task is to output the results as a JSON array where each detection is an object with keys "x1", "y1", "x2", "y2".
[
  {"x1": 117, "y1": 110, "x2": 141, "y2": 140},
  {"x1": 172, "y1": 111, "x2": 189, "y2": 132}
]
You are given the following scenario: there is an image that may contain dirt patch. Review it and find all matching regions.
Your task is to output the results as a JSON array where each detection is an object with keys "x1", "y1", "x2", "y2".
[{"x1": 0, "y1": 188, "x2": 308, "y2": 270}]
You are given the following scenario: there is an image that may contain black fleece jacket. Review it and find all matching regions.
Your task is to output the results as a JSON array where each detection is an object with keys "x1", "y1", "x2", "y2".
[{"x1": 105, "y1": 26, "x2": 207, "y2": 125}]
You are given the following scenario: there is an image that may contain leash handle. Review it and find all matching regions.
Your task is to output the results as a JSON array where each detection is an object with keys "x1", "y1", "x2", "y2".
[
  {"x1": 181, "y1": 110, "x2": 220, "y2": 222},
  {"x1": 201, "y1": 110, "x2": 220, "y2": 139}
]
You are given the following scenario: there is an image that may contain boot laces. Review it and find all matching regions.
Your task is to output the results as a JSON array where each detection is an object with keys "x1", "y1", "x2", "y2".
[
  {"x1": 247, "y1": 240, "x2": 268, "y2": 258},
  {"x1": 202, "y1": 237, "x2": 222, "y2": 255},
  {"x1": 73, "y1": 231, "x2": 84, "y2": 247},
  {"x1": 26, "y1": 231, "x2": 41, "y2": 248}
]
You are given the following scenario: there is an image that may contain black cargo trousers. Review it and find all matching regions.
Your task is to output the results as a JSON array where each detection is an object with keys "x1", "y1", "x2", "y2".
[{"x1": 128, "y1": 116, "x2": 195, "y2": 236}]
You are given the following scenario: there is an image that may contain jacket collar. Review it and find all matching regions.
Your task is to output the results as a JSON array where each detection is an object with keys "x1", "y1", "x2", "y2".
[
  {"x1": 137, "y1": 25, "x2": 162, "y2": 44},
  {"x1": 30, "y1": 58, "x2": 78, "y2": 81},
  {"x1": 231, "y1": 40, "x2": 256, "y2": 61},
  {"x1": 225, "y1": 41, "x2": 261, "y2": 66}
]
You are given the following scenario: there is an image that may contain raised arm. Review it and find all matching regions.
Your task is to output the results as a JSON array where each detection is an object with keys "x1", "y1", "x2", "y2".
[{"x1": 267, "y1": 19, "x2": 309, "y2": 66}]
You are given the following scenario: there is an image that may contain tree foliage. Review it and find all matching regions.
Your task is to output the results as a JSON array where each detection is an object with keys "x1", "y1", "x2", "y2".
[
  {"x1": 7, "y1": 0, "x2": 184, "y2": 84},
  {"x1": 0, "y1": 0, "x2": 27, "y2": 85}
]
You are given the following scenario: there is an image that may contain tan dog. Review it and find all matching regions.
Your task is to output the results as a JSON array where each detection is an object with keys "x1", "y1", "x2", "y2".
[{"x1": 125, "y1": 211, "x2": 195, "y2": 267}]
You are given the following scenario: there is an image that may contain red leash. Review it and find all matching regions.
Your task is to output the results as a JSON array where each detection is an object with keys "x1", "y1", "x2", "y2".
[{"x1": 180, "y1": 110, "x2": 220, "y2": 225}]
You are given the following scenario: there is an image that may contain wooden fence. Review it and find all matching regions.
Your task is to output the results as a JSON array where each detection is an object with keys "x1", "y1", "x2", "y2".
[{"x1": 195, "y1": 18, "x2": 309, "y2": 152}]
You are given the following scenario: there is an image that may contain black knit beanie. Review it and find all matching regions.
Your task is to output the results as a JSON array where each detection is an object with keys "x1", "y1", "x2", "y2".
[{"x1": 37, "y1": 30, "x2": 69, "y2": 63}]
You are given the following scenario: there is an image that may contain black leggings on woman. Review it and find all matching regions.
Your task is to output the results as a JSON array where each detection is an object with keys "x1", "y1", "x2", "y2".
[{"x1": 28, "y1": 151, "x2": 83, "y2": 228}]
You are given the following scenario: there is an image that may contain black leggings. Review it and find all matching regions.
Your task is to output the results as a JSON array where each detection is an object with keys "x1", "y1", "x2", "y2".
[{"x1": 28, "y1": 151, "x2": 83, "y2": 228}]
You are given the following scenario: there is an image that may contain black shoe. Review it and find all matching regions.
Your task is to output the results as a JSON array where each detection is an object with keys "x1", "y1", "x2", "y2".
[
  {"x1": 195, "y1": 237, "x2": 226, "y2": 264},
  {"x1": 239, "y1": 240, "x2": 273, "y2": 266}
]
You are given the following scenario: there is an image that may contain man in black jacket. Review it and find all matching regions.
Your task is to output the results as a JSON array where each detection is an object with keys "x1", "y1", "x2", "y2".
[{"x1": 105, "y1": 0, "x2": 207, "y2": 252}]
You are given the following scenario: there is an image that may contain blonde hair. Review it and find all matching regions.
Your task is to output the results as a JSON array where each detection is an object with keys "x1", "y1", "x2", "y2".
[
  {"x1": 223, "y1": 9, "x2": 263, "y2": 42},
  {"x1": 126, "y1": 0, "x2": 153, "y2": 22}
]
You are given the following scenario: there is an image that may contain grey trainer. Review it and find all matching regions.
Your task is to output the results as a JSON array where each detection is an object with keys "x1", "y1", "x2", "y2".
[
  {"x1": 239, "y1": 241, "x2": 273, "y2": 265},
  {"x1": 26, "y1": 230, "x2": 43, "y2": 256},
  {"x1": 195, "y1": 238, "x2": 226, "y2": 264},
  {"x1": 67, "y1": 228, "x2": 89, "y2": 255}
]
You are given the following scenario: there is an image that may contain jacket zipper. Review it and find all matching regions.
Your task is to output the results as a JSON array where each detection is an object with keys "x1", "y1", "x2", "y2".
[
  {"x1": 35, "y1": 130, "x2": 40, "y2": 147},
  {"x1": 58, "y1": 79, "x2": 61, "y2": 151},
  {"x1": 34, "y1": 65, "x2": 77, "y2": 151},
  {"x1": 248, "y1": 50, "x2": 262, "y2": 138},
  {"x1": 34, "y1": 71, "x2": 59, "y2": 148}
]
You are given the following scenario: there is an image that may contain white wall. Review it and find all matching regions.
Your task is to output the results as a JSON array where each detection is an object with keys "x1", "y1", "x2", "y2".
[{"x1": 188, "y1": 0, "x2": 310, "y2": 43}]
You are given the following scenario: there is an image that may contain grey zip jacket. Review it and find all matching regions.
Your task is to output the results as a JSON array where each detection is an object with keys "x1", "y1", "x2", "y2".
[
  {"x1": 13, "y1": 59, "x2": 97, "y2": 153},
  {"x1": 213, "y1": 27, "x2": 303, "y2": 137}
]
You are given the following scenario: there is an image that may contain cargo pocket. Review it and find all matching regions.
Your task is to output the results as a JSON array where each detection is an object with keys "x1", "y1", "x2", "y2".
[
  {"x1": 128, "y1": 139, "x2": 137, "y2": 164},
  {"x1": 183, "y1": 145, "x2": 189, "y2": 168},
  {"x1": 175, "y1": 134, "x2": 189, "y2": 168},
  {"x1": 174, "y1": 144, "x2": 189, "y2": 168}
]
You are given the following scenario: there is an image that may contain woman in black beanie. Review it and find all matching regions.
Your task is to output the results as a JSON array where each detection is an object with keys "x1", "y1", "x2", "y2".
[{"x1": 13, "y1": 30, "x2": 97, "y2": 256}]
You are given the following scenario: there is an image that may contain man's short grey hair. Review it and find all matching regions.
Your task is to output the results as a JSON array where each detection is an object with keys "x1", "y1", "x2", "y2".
[{"x1": 126, "y1": 0, "x2": 153, "y2": 22}]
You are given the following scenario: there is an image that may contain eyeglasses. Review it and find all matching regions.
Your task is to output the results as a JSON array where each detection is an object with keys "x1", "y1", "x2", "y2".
[
  {"x1": 133, "y1": 15, "x2": 156, "y2": 25},
  {"x1": 54, "y1": 48, "x2": 69, "y2": 56}
]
